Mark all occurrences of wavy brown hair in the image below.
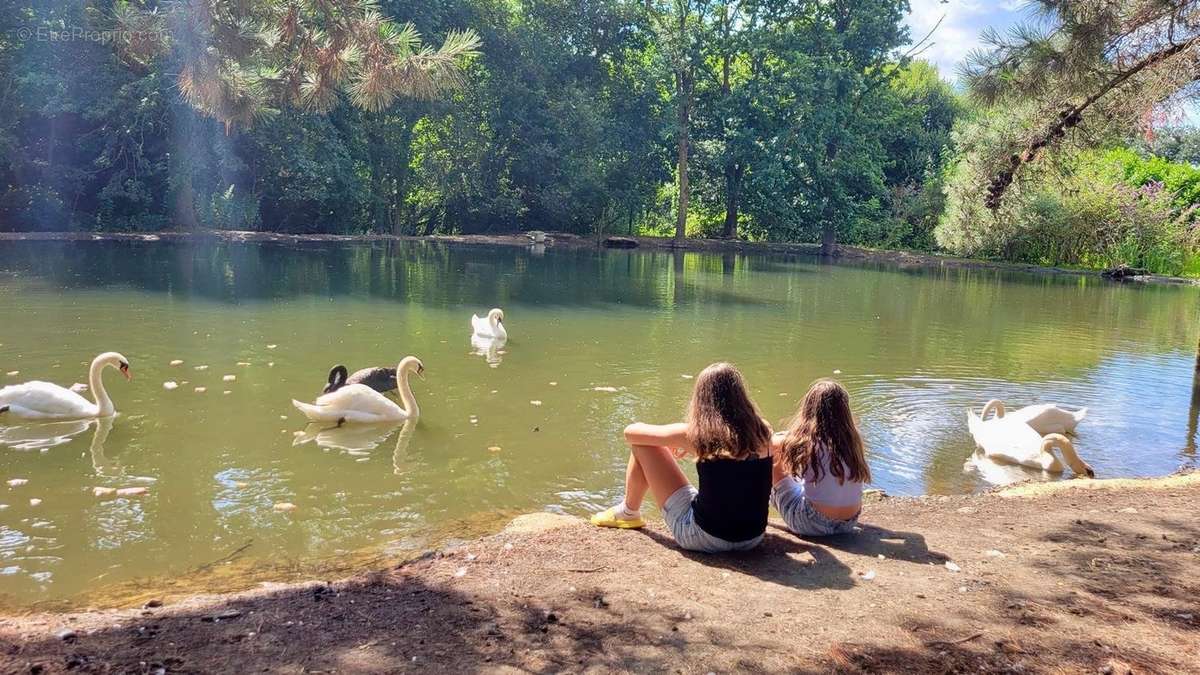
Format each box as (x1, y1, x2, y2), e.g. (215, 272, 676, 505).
(779, 379, 870, 483)
(685, 362, 771, 461)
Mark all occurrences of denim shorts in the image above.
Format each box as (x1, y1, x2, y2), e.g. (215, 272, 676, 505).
(771, 477, 860, 536)
(661, 485, 764, 553)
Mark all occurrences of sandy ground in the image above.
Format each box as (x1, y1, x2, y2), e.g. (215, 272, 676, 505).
(2, 229, 1194, 286)
(2, 474, 1198, 674)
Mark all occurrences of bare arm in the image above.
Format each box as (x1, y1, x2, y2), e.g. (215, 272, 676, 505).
(771, 431, 789, 485)
(624, 422, 690, 456)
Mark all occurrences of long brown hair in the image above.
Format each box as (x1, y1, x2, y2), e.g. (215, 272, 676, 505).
(779, 379, 871, 483)
(685, 362, 771, 461)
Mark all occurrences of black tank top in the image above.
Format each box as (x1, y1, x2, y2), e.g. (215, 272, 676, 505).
(691, 455, 772, 542)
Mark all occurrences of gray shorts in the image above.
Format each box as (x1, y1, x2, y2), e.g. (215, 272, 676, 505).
(771, 477, 859, 536)
(661, 485, 764, 553)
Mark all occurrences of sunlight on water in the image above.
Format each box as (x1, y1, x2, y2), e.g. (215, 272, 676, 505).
(0, 239, 1197, 605)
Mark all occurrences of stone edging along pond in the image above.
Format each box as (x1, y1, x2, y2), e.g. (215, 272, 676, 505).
(2, 229, 1198, 286)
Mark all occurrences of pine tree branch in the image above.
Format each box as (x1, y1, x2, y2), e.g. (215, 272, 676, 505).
(986, 34, 1200, 209)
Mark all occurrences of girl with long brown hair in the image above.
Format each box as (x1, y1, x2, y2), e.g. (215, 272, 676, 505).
(590, 362, 773, 552)
(772, 379, 871, 536)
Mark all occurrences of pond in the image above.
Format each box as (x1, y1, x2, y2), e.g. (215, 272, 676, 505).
(1, 238, 1198, 606)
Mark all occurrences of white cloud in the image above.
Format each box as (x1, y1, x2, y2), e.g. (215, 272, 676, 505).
(904, 0, 1024, 81)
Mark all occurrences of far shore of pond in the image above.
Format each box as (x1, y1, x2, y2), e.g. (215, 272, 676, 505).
(2, 472, 1197, 674)
(3, 229, 1197, 287)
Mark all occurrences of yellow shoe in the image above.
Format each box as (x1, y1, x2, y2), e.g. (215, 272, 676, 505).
(590, 506, 645, 529)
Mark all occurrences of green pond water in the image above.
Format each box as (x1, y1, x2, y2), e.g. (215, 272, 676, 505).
(1, 239, 1198, 606)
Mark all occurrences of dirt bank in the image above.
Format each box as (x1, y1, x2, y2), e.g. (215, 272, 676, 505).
(2, 230, 1195, 286)
(2, 474, 1197, 674)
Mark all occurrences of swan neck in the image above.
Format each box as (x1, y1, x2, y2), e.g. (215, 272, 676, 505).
(396, 367, 419, 419)
(1055, 439, 1088, 473)
(982, 399, 1004, 420)
(89, 357, 114, 417)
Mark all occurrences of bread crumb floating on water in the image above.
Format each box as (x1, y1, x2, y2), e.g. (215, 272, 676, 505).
(162, 381, 179, 390)
(530, 400, 542, 406)
(223, 375, 236, 382)
(29, 498, 42, 506)
(236, 362, 251, 366)
(7, 478, 29, 487)
(0, 504, 8, 510)
(93, 487, 116, 497)
(169, 359, 183, 366)
(194, 365, 208, 371)
(194, 387, 207, 393)
(266, 344, 277, 349)
(223, 390, 231, 395)
(5, 371, 18, 377)
(268, 362, 275, 367)
(593, 386, 619, 393)
(279, 415, 288, 420)
(833, 369, 842, 375)
(273, 502, 297, 512)
(548, 381, 558, 386)
(681, 374, 693, 379)
(487, 446, 502, 453)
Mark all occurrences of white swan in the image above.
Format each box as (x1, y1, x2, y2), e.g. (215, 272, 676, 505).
(471, 308, 507, 340)
(292, 356, 423, 424)
(980, 399, 1087, 436)
(0, 352, 131, 420)
(968, 409, 1094, 477)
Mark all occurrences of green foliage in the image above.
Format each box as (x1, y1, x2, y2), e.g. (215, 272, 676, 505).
(938, 116, 1200, 276)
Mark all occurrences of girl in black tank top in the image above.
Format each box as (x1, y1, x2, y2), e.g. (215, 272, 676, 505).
(590, 362, 773, 553)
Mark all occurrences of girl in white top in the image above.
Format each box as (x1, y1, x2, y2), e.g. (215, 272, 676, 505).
(770, 379, 871, 536)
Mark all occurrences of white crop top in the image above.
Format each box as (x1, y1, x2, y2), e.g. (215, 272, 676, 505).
(801, 451, 864, 507)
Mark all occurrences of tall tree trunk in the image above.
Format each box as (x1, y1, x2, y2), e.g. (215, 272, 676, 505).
(820, 220, 837, 256)
(174, 172, 199, 229)
(675, 67, 691, 242)
(721, 162, 742, 239)
(718, 5, 737, 240)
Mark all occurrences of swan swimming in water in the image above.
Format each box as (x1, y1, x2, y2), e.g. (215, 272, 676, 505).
(323, 365, 398, 394)
(967, 408, 1094, 477)
(293, 357, 424, 424)
(0, 352, 131, 420)
(471, 308, 507, 340)
(979, 399, 1087, 436)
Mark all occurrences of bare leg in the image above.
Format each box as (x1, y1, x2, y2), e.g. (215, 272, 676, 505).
(626, 445, 690, 511)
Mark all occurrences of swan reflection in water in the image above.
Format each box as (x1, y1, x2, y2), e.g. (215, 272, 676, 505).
(294, 419, 417, 474)
(0, 415, 149, 481)
(964, 450, 1059, 486)
(0, 417, 95, 451)
(470, 334, 506, 368)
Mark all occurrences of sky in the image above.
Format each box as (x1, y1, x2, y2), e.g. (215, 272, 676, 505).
(904, 0, 1032, 83)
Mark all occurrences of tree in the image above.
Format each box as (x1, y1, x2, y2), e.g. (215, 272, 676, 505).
(646, 0, 715, 241)
(114, 0, 481, 131)
(961, 0, 1200, 209)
